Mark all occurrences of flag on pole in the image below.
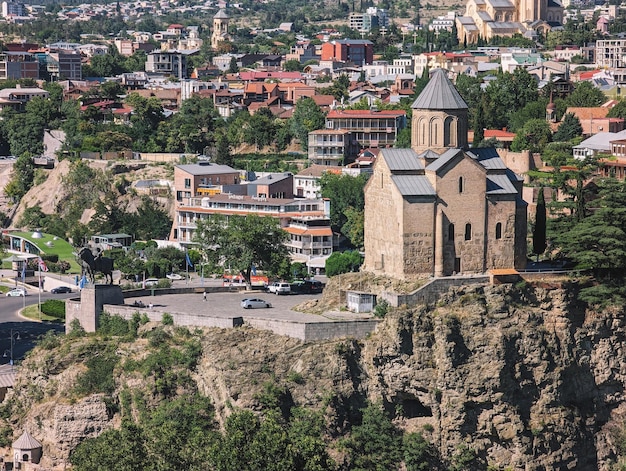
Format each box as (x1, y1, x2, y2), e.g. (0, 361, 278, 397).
(186, 251, 193, 268)
(79, 275, 87, 289)
(20, 264, 25, 281)
(38, 257, 48, 272)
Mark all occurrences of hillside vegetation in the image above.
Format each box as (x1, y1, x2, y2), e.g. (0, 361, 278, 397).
(2, 281, 626, 469)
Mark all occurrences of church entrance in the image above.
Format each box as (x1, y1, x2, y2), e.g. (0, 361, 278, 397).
(454, 257, 461, 274)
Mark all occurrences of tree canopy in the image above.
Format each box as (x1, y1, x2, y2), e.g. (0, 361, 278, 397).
(193, 214, 289, 285)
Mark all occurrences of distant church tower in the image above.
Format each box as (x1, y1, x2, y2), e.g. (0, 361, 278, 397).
(411, 68, 469, 155)
(211, 9, 230, 50)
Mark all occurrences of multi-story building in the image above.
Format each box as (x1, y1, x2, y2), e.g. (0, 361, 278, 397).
(170, 194, 333, 265)
(429, 12, 456, 32)
(324, 109, 407, 149)
(320, 39, 374, 65)
(45, 50, 82, 80)
(307, 129, 357, 166)
(596, 39, 626, 84)
(174, 163, 241, 201)
(349, 7, 388, 33)
(1, 1, 26, 18)
(293, 165, 339, 198)
(0, 85, 48, 112)
(0, 52, 38, 80)
(145, 50, 192, 79)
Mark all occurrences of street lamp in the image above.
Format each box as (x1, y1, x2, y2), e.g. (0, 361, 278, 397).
(3, 330, 20, 369)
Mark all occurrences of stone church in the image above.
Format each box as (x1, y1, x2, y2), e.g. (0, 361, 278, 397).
(456, 0, 563, 43)
(363, 68, 527, 279)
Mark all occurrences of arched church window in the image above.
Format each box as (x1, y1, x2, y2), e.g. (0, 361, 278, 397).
(495, 222, 502, 239)
(465, 223, 472, 240)
(448, 223, 455, 241)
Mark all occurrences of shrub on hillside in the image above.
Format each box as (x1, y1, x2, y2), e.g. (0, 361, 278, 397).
(325, 251, 363, 276)
(40, 300, 65, 320)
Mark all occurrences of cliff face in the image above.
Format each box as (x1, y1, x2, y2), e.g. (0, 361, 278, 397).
(363, 283, 626, 470)
(5, 282, 626, 470)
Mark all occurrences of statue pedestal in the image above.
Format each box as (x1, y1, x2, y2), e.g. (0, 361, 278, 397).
(66, 284, 124, 334)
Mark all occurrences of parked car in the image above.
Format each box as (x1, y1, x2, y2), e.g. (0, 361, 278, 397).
(268, 282, 291, 295)
(144, 278, 159, 287)
(6, 288, 26, 297)
(241, 298, 272, 309)
(291, 280, 324, 294)
(166, 273, 183, 280)
(51, 286, 72, 294)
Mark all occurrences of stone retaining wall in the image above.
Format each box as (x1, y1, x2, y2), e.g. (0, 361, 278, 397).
(381, 276, 490, 307)
(102, 304, 378, 341)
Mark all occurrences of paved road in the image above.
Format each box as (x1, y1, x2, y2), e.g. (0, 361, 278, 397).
(0, 271, 70, 366)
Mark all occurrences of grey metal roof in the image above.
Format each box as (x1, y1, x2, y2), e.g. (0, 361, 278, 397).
(382, 148, 423, 171)
(417, 149, 440, 160)
(457, 16, 476, 25)
(487, 174, 518, 194)
(411, 68, 468, 111)
(489, 0, 515, 7)
(176, 163, 238, 175)
(391, 175, 435, 196)
(426, 148, 464, 173)
(478, 11, 493, 20)
(13, 431, 42, 450)
(467, 148, 508, 170)
(254, 172, 293, 184)
(214, 9, 229, 18)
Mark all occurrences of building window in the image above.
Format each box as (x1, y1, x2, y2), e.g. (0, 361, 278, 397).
(495, 222, 502, 239)
(458, 176, 464, 193)
(184, 178, 191, 189)
(465, 223, 471, 240)
(448, 223, 454, 241)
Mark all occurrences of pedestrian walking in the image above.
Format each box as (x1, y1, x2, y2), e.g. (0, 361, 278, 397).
(203, 290, 207, 301)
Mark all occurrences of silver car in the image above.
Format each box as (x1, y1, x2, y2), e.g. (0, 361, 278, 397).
(241, 298, 272, 309)
(6, 288, 26, 297)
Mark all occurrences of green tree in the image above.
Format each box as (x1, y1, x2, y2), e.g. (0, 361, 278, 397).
(290, 97, 326, 151)
(510, 118, 552, 153)
(320, 172, 368, 241)
(566, 81, 606, 107)
(193, 214, 289, 287)
(484, 68, 539, 130)
(70, 422, 148, 470)
(532, 187, 547, 259)
(244, 107, 276, 149)
(343, 403, 402, 470)
(403, 433, 436, 471)
(283, 59, 303, 71)
(325, 250, 363, 276)
(608, 98, 626, 119)
(4, 153, 35, 201)
(553, 112, 583, 142)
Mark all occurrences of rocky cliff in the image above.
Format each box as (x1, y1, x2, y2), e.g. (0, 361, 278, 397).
(3, 280, 626, 470)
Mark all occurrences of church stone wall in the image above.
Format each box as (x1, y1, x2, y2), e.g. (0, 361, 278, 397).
(433, 157, 487, 275)
(364, 159, 406, 278)
(486, 197, 519, 270)
(401, 197, 435, 276)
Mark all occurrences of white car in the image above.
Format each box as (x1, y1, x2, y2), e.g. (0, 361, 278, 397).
(144, 278, 159, 287)
(6, 288, 26, 297)
(166, 273, 183, 280)
(241, 298, 272, 309)
(268, 282, 291, 295)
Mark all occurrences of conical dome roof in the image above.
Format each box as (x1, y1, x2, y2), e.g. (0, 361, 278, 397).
(411, 68, 468, 110)
(214, 9, 229, 19)
(13, 431, 42, 450)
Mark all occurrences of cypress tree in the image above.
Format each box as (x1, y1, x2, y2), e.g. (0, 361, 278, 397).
(533, 187, 547, 260)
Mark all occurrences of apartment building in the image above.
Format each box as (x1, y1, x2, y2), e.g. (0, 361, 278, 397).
(596, 39, 626, 84)
(145, 50, 193, 79)
(174, 163, 241, 201)
(0, 85, 48, 112)
(307, 129, 357, 166)
(170, 194, 333, 264)
(324, 109, 407, 149)
(320, 39, 374, 65)
(45, 50, 82, 80)
(0, 52, 38, 80)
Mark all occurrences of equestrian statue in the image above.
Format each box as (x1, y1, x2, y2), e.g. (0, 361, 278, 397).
(78, 247, 114, 285)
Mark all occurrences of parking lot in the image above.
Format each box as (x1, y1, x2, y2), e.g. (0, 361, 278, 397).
(123, 289, 335, 323)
